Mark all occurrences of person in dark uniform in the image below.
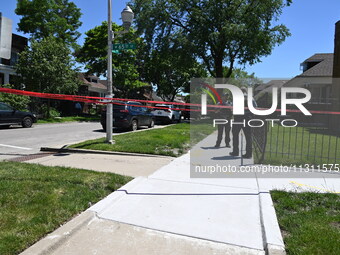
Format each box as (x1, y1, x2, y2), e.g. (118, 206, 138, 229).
(229, 87, 256, 158)
(215, 93, 232, 148)
(75, 102, 82, 116)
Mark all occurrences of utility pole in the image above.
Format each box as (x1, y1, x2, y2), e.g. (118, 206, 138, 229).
(106, 0, 113, 144)
(106, 3, 134, 144)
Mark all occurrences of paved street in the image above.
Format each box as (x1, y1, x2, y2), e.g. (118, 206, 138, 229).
(0, 122, 105, 161)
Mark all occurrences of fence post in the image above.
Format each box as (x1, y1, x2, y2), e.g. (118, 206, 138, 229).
(241, 131, 244, 166)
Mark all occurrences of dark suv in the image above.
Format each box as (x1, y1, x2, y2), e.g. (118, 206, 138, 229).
(101, 101, 155, 131)
(0, 102, 37, 128)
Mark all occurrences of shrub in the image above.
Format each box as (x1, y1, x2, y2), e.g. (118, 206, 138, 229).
(0, 84, 31, 111)
(41, 105, 61, 118)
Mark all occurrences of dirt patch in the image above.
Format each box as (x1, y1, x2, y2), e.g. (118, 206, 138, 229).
(281, 229, 291, 239)
(8, 152, 55, 162)
(330, 221, 340, 230)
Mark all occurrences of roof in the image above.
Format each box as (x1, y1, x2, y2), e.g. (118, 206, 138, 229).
(98, 79, 107, 86)
(299, 53, 333, 77)
(98, 80, 122, 93)
(79, 73, 107, 93)
(152, 92, 164, 102)
(89, 82, 107, 91)
(255, 80, 289, 92)
(303, 53, 333, 62)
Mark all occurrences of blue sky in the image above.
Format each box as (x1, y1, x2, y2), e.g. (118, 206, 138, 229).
(1, 0, 340, 78)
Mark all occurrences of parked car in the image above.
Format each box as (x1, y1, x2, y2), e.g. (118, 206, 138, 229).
(0, 102, 37, 128)
(182, 107, 190, 120)
(101, 101, 155, 131)
(151, 104, 181, 124)
(182, 105, 201, 120)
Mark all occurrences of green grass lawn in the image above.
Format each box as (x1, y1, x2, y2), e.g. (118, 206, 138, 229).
(271, 191, 340, 255)
(0, 162, 132, 255)
(70, 123, 215, 157)
(37, 116, 100, 124)
(261, 125, 340, 166)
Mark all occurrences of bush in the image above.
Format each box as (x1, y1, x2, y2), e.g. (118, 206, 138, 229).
(0, 84, 31, 111)
(49, 108, 61, 118)
(41, 105, 61, 118)
(89, 108, 97, 115)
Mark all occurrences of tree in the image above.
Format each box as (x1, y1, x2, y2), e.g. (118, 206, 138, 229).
(0, 84, 30, 111)
(75, 22, 147, 97)
(15, 36, 80, 94)
(223, 67, 263, 88)
(15, 0, 82, 48)
(145, 35, 206, 101)
(130, 0, 291, 78)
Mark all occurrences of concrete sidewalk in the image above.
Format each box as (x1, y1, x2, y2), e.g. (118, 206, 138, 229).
(22, 131, 340, 255)
(26, 152, 174, 177)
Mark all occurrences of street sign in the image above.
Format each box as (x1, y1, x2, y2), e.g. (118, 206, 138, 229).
(112, 43, 136, 50)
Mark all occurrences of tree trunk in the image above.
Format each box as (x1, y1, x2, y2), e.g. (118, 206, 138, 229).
(215, 56, 224, 96)
(215, 56, 223, 78)
(225, 60, 234, 78)
(47, 99, 51, 119)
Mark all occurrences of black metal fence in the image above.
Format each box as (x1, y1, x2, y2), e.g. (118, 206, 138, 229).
(264, 124, 340, 165)
(254, 112, 340, 165)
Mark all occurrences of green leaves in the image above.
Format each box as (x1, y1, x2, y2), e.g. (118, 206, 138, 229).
(145, 39, 206, 101)
(15, 0, 82, 49)
(0, 84, 31, 111)
(131, 0, 292, 78)
(15, 36, 80, 94)
(75, 22, 148, 96)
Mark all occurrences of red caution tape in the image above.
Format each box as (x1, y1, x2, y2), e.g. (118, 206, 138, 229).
(0, 88, 202, 112)
(1, 88, 340, 115)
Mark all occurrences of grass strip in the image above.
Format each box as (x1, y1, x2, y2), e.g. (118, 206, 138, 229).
(37, 116, 100, 124)
(0, 162, 132, 255)
(271, 191, 340, 255)
(70, 123, 215, 157)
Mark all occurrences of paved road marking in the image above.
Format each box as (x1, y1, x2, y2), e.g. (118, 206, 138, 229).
(290, 181, 340, 194)
(0, 144, 33, 151)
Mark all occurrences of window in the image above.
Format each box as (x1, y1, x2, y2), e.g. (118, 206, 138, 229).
(10, 52, 19, 66)
(113, 103, 126, 110)
(1, 58, 10, 66)
(131, 105, 141, 111)
(0, 103, 13, 111)
(0, 73, 4, 85)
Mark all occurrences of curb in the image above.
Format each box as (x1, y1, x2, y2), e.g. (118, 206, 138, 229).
(40, 147, 175, 159)
(88, 177, 146, 214)
(20, 211, 96, 255)
(258, 192, 286, 255)
(35, 120, 100, 126)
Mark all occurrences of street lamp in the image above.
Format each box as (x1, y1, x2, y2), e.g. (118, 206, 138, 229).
(106, 2, 134, 144)
(121, 6, 134, 30)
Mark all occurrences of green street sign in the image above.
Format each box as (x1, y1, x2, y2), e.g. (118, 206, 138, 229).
(112, 43, 136, 50)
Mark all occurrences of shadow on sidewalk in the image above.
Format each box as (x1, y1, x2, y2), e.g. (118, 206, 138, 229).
(200, 146, 221, 150)
(211, 155, 239, 161)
